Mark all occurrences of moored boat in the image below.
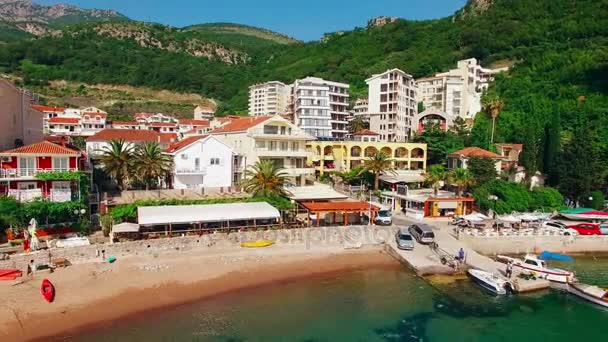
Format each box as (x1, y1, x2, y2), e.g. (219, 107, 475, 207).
(40, 279, 55, 303)
(467, 269, 512, 295)
(567, 282, 608, 308)
(497, 254, 575, 283)
(240, 240, 275, 248)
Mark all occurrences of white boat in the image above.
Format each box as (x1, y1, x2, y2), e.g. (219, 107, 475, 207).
(497, 254, 575, 283)
(567, 282, 608, 308)
(467, 269, 512, 295)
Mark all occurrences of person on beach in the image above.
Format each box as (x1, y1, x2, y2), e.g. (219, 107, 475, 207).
(506, 261, 513, 278)
(458, 248, 465, 262)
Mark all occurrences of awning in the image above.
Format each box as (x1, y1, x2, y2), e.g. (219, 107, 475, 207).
(287, 184, 348, 201)
(112, 222, 140, 233)
(137, 202, 280, 226)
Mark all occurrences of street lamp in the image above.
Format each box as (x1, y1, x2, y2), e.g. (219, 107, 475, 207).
(488, 195, 498, 218)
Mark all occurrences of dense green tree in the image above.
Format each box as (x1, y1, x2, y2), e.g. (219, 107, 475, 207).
(448, 168, 474, 197)
(468, 157, 498, 187)
(424, 164, 447, 196)
(413, 126, 464, 166)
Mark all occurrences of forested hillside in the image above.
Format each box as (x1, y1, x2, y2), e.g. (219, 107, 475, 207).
(0, 0, 606, 199)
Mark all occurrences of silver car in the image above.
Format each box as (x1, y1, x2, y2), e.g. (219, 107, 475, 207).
(395, 228, 414, 250)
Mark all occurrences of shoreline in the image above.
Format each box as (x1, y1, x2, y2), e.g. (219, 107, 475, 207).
(0, 246, 398, 341)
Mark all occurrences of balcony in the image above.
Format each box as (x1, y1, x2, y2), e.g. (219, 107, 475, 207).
(173, 168, 207, 175)
(50, 189, 72, 202)
(256, 148, 312, 158)
(0, 168, 80, 180)
(283, 168, 315, 177)
(249, 129, 310, 140)
(7, 189, 43, 202)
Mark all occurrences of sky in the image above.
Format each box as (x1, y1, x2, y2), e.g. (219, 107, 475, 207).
(36, 0, 468, 41)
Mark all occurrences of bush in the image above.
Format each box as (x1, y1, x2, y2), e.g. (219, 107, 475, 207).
(100, 214, 114, 237)
(473, 179, 562, 214)
(579, 191, 605, 210)
(531, 187, 564, 211)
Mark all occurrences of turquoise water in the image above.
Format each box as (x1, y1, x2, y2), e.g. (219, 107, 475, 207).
(71, 257, 608, 342)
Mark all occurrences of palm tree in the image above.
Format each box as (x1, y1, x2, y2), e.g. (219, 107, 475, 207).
(448, 168, 474, 197)
(359, 151, 395, 190)
(100, 139, 134, 190)
(347, 116, 368, 134)
(133, 142, 174, 190)
(425, 164, 446, 196)
(483, 97, 504, 145)
(241, 160, 291, 197)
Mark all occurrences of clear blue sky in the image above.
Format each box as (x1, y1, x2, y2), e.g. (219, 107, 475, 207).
(36, 0, 467, 41)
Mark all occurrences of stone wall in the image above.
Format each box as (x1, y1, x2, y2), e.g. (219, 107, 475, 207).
(0, 225, 391, 272)
(459, 235, 608, 255)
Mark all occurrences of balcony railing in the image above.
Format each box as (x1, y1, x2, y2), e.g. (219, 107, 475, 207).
(50, 189, 72, 202)
(0, 168, 79, 179)
(256, 148, 312, 157)
(174, 168, 207, 175)
(283, 168, 315, 176)
(7, 189, 43, 202)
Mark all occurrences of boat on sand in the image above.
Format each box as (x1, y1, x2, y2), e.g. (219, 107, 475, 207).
(41, 279, 55, 303)
(567, 283, 608, 308)
(241, 240, 275, 248)
(497, 254, 575, 283)
(467, 269, 512, 295)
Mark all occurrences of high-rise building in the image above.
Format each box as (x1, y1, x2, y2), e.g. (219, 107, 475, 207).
(293, 77, 349, 139)
(417, 58, 508, 119)
(248, 81, 291, 117)
(366, 69, 417, 142)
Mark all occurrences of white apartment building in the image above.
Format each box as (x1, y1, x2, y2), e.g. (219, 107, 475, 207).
(248, 81, 291, 117)
(352, 99, 369, 117)
(417, 58, 508, 119)
(210, 115, 314, 186)
(193, 105, 215, 120)
(293, 77, 349, 140)
(34, 105, 108, 136)
(166, 136, 234, 189)
(366, 69, 417, 142)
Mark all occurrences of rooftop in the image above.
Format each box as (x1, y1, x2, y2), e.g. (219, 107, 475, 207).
(0, 141, 80, 156)
(449, 147, 504, 159)
(353, 129, 380, 136)
(88, 129, 167, 143)
(48, 117, 80, 124)
(300, 201, 380, 212)
(210, 116, 272, 134)
(32, 104, 65, 113)
(165, 135, 207, 153)
(178, 119, 210, 126)
(496, 143, 524, 151)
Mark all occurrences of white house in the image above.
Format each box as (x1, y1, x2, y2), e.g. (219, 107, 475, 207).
(166, 135, 234, 189)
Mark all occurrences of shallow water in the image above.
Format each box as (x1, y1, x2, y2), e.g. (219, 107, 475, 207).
(71, 257, 608, 342)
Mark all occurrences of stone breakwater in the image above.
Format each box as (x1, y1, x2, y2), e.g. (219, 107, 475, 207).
(459, 234, 608, 255)
(0, 226, 395, 272)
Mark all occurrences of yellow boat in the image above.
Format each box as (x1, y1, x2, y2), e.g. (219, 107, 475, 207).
(240, 239, 275, 248)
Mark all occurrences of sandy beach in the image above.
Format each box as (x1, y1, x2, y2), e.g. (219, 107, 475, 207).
(0, 244, 396, 341)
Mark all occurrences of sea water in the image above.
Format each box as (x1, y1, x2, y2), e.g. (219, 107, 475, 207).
(72, 257, 608, 342)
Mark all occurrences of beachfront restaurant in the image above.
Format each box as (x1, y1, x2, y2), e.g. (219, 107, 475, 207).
(136, 202, 281, 237)
(299, 201, 380, 226)
(402, 189, 474, 220)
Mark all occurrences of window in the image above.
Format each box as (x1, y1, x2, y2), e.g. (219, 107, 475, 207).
(18, 182, 37, 190)
(210, 158, 220, 165)
(53, 157, 69, 171)
(52, 181, 70, 190)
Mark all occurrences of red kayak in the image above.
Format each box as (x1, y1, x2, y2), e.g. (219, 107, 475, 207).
(0, 269, 22, 280)
(41, 279, 55, 303)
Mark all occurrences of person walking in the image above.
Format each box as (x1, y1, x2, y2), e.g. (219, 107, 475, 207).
(506, 261, 513, 278)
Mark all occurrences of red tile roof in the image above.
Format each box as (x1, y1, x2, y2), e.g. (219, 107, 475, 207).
(159, 133, 178, 144)
(110, 121, 139, 126)
(82, 112, 107, 118)
(210, 116, 272, 134)
(147, 122, 177, 127)
(0, 141, 79, 156)
(166, 135, 208, 153)
(300, 201, 380, 212)
(449, 147, 504, 159)
(178, 119, 210, 126)
(48, 117, 80, 124)
(134, 113, 152, 119)
(88, 129, 166, 143)
(353, 129, 380, 136)
(32, 104, 65, 113)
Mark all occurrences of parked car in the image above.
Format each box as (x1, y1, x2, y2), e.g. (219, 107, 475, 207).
(409, 224, 435, 244)
(542, 221, 579, 236)
(374, 210, 393, 226)
(395, 228, 414, 250)
(599, 223, 608, 235)
(568, 223, 602, 236)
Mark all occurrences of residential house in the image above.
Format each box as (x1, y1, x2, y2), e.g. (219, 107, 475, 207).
(134, 112, 177, 124)
(447, 147, 504, 173)
(194, 105, 215, 120)
(0, 79, 45, 150)
(210, 115, 314, 186)
(86, 129, 178, 158)
(351, 129, 380, 142)
(177, 119, 210, 136)
(165, 136, 234, 189)
(0, 141, 86, 202)
(496, 143, 523, 169)
(366, 68, 417, 142)
(307, 139, 426, 176)
(36, 105, 108, 137)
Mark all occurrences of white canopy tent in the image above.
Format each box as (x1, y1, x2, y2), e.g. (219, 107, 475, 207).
(137, 202, 281, 226)
(112, 222, 140, 233)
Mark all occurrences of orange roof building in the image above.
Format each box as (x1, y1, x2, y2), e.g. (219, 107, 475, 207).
(447, 147, 504, 172)
(0, 140, 80, 156)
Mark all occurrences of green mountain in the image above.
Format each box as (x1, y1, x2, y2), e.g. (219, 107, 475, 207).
(0, 0, 606, 197)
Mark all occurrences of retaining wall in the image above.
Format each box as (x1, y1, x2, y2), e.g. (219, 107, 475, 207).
(459, 235, 608, 255)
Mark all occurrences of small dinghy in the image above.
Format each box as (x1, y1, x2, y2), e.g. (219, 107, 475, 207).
(41, 279, 55, 303)
(0, 269, 22, 281)
(468, 269, 512, 295)
(567, 282, 608, 308)
(241, 240, 275, 248)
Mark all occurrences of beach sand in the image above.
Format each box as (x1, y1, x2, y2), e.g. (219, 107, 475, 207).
(0, 244, 396, 341)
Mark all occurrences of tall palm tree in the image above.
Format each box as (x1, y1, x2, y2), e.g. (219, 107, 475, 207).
(425, 164, 446, 196)
(359, 151, 395, 190)
(448, 168, 474, 197)
(484, 97, 504, 145)
(99, 139, 134, 190)
(241, 160, 291, 197)
(133, 142, 174, 190)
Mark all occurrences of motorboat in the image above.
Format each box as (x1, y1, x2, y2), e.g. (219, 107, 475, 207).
(468, 269, 512, 295)
(567, 282, 608, 308)
(497, 254, 576, 283)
